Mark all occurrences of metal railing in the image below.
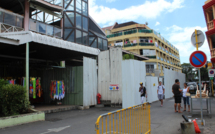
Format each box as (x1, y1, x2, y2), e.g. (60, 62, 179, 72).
(0, 23, 24, 33)
(29, 19, 62, 38)
(95, 103, 151, 134)
(0, 8, 24, 30)
(123, 43, 154, 47)
(106, 29, 152, 38)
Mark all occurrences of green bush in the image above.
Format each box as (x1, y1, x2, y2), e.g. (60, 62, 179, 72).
(0, 84, 30, 116)
(0, 79, 8, 89)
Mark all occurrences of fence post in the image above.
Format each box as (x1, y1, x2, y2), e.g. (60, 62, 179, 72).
(148, 104, 151, 134)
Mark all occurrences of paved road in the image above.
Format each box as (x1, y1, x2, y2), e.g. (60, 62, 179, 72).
(1, 97, 215, 134)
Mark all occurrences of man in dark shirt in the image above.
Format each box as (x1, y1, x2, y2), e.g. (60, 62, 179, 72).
(172, 79, 182, 113)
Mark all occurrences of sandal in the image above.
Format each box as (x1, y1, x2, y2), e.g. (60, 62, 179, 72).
(184, 110, 186, 111)
(175, 111, 178, 113)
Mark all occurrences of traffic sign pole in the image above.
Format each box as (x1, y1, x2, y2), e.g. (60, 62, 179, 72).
(195, 29, 199, 50)
(195, 29, 203, 126)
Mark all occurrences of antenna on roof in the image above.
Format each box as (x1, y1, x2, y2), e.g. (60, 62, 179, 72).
(145, 22, 148, 25)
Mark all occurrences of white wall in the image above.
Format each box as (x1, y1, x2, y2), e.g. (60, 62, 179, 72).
(146, 76, 159, 103)
(83, 57, 97, 107)
(122, 60, 146, 108)
(164, 69, 186, 99)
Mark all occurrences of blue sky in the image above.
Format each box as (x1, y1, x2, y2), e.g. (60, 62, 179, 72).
(89, 0, 210, 64)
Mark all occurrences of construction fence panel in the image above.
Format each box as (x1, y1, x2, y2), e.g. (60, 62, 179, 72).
(164, 69, 186, 99)
(83, 57, 97, 107)
(122, 60, 146, 108)
(95, 103, 151, 134)
(98, 48, 123, 104)
(146, 76, 159, 103)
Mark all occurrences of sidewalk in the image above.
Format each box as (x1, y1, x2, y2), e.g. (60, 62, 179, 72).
(151, 97, 215, 134)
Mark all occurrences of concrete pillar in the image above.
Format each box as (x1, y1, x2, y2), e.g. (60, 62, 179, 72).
(24, 0, 30, 31)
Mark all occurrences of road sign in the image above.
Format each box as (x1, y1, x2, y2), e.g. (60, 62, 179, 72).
(210, 77, 214, 80)
(208, 69, 215, 77)
(189, 51, 207, 68)
(191, 30, 205, 48)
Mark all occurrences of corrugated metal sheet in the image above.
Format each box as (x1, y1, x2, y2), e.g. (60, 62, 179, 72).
(164, 69, 186, 99)
(110, 48, 123, 104)
(98, 50, 110, 101)
(98, 48, 123, 104)
(122, 60, 146, 108)
(83, 57, 97, 107)
(146, 76, 158, 103)
(40, 66, 84, 105)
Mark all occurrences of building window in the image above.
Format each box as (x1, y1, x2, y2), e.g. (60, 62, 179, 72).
(64, 13, 74, 27)
(98, 38, 103, 49)
(64, 29, 75, 42)
(83, 32, 88, 45)
(146, 65, 154, 73)
(64, 0, 74, 10)
(76, 0, 82, 13)
(90, 37, 97, 48)
(82, 1, 88, 16)
(76, 13, 82, 29)
(76, 30, 82, 44)
(103, 39, 108, 50)
(83, 16, 88, 31)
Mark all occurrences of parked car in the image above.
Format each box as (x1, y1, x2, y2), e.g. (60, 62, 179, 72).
(187, 82, 197, 94)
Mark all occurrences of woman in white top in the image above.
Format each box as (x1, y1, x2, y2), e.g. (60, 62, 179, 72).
(182, 83, 190, 112)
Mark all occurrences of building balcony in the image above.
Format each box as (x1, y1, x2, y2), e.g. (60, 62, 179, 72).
(207, 20, 215, 30)
(123, 42, 154, 47)
(106, 29, 153, 38)
(29, 19, 62, 38)
(0, 8, 24, 33)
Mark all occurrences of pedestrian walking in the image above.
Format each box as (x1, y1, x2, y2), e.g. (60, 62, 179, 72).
(172, 79, 182, 113)
(139, 82, 147, 104)
(157, 81, 165, 106)
(182, 83, 190, 112)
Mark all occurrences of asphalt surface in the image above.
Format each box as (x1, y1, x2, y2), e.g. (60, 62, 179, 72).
(1, 97, 215, 134)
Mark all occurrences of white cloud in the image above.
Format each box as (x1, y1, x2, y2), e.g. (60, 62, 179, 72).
(89, 0, 184, 25)
(106, 0, 116, 3)
(155, 22, 160, 26)
(166, 25, 183, 31)
(166, 25, 210, 63)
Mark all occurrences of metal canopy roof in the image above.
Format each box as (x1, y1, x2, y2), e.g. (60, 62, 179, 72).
(0, 31, 100, 61)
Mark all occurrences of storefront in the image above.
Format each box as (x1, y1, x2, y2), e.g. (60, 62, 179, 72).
(0, 31, 99, 108)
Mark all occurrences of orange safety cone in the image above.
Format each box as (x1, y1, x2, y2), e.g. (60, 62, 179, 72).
(193, 119, 201, 133)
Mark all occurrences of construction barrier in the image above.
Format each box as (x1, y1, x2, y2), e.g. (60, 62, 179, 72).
(95, 103, 151, 134)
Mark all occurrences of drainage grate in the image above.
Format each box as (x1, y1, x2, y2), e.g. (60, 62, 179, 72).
(46, 118, 62, 122)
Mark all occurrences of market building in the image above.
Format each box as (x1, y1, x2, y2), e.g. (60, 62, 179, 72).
(0, 0, 108, 108)
(102, 21, 182, 76)
(203, 0, 215, 67)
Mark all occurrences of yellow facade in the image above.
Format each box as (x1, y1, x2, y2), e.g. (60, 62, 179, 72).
(104, 23, 182, 76)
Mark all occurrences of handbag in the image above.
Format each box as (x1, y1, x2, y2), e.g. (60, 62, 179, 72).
(163, 94, 165, 99)
(186, 93, 191, 97)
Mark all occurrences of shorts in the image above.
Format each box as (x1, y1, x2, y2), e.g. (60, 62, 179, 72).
(158, 94, 163, 100)
(174, 96, 181, 104)
(183, 97, 190, 105)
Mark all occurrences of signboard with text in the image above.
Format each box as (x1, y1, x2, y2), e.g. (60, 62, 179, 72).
(109, 84, 119, 91)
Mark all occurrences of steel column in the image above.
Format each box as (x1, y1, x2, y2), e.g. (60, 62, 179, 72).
(26, 42, 29, 100)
